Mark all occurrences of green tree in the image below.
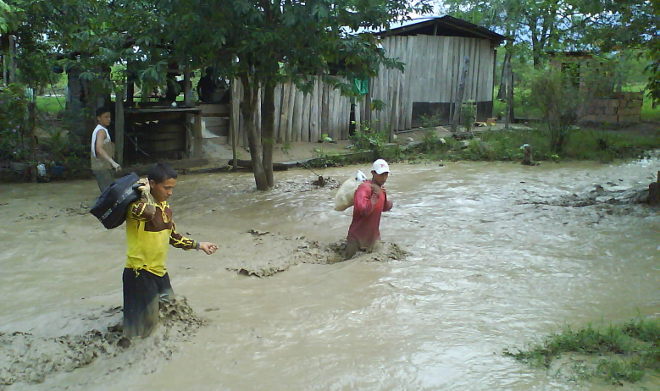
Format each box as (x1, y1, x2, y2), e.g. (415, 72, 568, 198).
(0, 0, 14, 34)
(439, 0, 657, 101)
(7, 0, 435, 190)
(221, 0, 431, 190)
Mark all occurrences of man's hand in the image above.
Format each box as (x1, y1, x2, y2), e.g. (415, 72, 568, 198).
(198, 242, 218, 255)
(111, 161, 122, 172)
(136, 178, 150, 194)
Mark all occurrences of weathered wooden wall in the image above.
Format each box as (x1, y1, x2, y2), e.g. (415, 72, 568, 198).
(369, 35, 496, 132)
(230, 77, 352, 146)
(230, 35, 497, 145)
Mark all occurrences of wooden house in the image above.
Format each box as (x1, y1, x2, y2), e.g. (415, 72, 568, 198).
(114, 16, 505, 165)
(228, 16, 505, 146)
(370, 16, 505, 131)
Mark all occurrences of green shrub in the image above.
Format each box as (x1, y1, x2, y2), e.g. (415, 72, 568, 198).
(419, 113, 442, 128)
(0, 84, 31, 161)
(402, 127, 658, 163)
(36, 95, 64, 114)
(461, 101, 476, 131)
(350, 122, 388, 158)
(529, 69, 579, 153)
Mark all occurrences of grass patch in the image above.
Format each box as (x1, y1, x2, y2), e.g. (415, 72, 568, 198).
(36, 95, 65, 114)
(504, 317, 660, 385)
(563, 128, 660, 161)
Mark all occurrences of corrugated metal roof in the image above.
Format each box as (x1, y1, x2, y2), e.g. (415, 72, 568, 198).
(378, 15, 506, 44)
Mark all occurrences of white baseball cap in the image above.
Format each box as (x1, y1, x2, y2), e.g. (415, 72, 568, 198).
(371, 159, 390, 174)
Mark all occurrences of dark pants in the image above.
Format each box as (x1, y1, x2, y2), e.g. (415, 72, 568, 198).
(122, 268, 174, 338)
(93, 169, 114, 192)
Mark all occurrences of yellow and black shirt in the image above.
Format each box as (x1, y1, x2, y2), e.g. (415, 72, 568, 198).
(125, 193, 197, 277)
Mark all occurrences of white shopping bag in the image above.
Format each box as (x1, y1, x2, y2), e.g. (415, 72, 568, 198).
(334, 170, 368, 211)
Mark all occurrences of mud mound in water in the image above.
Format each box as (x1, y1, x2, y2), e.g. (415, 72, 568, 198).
(226, 230, 407, 277)
(521, 184, 650, 207)
(272, 176, 340, 193)
(0, 297, 204, 387)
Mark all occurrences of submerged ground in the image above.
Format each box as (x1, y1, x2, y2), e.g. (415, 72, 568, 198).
(0, 157, 658, 390)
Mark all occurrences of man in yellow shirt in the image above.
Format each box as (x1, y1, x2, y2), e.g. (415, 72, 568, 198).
(123, 162, 218, 337)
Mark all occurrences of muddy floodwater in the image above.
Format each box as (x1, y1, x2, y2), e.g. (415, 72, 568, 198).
(1, 158, 658, 391)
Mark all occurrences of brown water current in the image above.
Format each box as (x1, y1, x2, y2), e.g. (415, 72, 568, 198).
(0, 158, 658, 390)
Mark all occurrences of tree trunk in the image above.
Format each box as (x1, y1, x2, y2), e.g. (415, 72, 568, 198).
(531, 31, 543, 69)
(261, 80, 276, 188)
(65, 67, 89, 137)
(27, 97, 37, 181)
(7, 35, 16, 84)
(497, 46, 512, 101)
(240, 74, 269, 190)
(230, 78, 240, 170)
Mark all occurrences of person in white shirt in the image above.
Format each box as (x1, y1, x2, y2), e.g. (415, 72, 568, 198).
(90, 107, 121, 191)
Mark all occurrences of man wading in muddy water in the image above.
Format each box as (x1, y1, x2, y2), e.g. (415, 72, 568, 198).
(124, 163, 218, 337)
(345, 159, 393, 259)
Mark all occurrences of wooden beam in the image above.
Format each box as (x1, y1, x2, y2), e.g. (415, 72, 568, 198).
(114, 85, 125, 165)
(451, 56, 470, 132)
(192, 111, 202, 157)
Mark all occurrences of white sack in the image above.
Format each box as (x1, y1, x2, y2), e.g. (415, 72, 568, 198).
(334, 170, 368, 211)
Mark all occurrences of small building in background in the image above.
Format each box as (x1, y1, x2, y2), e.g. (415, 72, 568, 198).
(370, 16, 505, 132)
(549, 51, 643, 125)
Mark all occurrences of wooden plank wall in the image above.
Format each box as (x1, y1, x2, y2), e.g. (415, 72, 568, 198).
(369, 35, 495, 132)
(229, 35, 496, 145)
(230, 77, 352, 147)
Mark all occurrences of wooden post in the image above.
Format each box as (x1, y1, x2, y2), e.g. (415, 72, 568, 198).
(508, 70, 514, 123)
(648, 171, 660, 205)
(451, 56, 470, 132)
(114, 85, 125, 165)
(230, 78, 240, 169)
(192, 110, 202, 158)
(321, 82, 330, 138)
(27, 92, 37, 182)
(183, 66, 193, 107)
(364, 88, 372, 125)
(505, 65, 514, 129)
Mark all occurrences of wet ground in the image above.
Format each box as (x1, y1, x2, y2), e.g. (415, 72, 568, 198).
(0, 156, 658, 390)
